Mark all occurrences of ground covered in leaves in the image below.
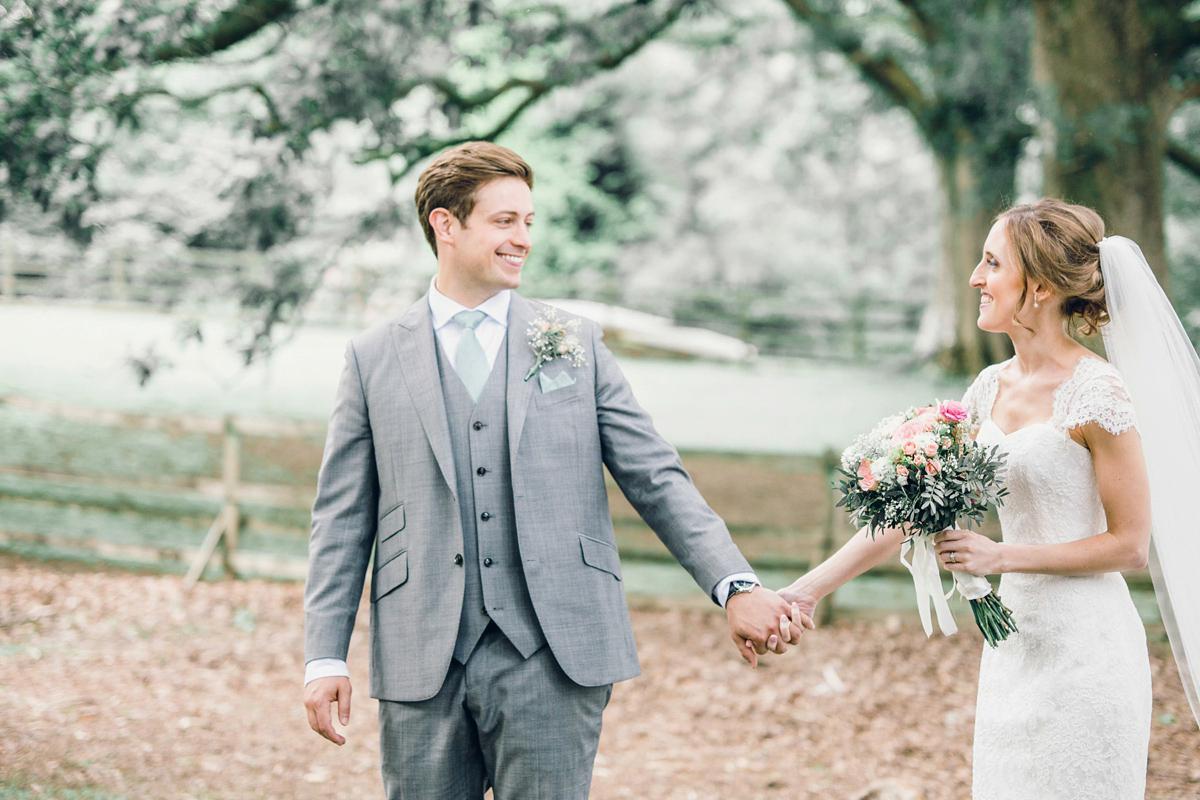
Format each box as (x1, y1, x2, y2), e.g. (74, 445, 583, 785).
(1, 554, 1197, 800)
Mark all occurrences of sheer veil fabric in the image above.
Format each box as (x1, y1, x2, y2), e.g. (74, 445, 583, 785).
(1099, 235, 1200, 724)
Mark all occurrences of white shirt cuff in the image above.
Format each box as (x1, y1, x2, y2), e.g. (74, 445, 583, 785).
(305, 658, 350, 686)
(714, 572, 759, 607)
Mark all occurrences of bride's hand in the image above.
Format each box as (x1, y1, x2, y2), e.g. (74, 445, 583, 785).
(776, 583, 819, 638)
(934, 528, 1002, 576)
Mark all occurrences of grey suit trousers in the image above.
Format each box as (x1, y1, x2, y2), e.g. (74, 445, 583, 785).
(378, 625, 611, 800)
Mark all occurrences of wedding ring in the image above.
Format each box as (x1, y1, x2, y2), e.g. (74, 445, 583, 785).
(949, 552, 957, 563)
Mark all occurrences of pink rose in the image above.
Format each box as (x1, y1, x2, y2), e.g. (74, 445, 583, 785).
(896, 465, 909, 478)
(891, 410, 938, 442)
(914, 453, 926, 467)
(902, 440, 918, 456)
(538, 321, 552, 331)
(939, 401, 968, 423)
(925, 459, 941, 475)
(557, 342, 569, 354)
(924, 442, 938, 458)
(857, 459, 878, 491)
(942, 438, 953, 448)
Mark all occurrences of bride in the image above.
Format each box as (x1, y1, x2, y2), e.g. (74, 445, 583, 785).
(777, 198, 1199, 798)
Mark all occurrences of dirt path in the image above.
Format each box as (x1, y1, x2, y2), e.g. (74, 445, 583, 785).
(1, 555, 1196, 799)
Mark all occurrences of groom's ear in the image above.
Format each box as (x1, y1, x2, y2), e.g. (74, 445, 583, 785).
(429, 208, 457, 249)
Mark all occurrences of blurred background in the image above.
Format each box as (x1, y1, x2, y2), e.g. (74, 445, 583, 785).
(2, 1, 1200, 798)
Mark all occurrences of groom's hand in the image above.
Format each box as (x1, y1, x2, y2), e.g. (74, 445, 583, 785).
(726, 587, 803, 668)
(304, 676, 352, 745)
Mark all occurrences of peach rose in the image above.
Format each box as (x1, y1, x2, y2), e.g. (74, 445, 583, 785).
(914, 453, 926, 467)
(902, 440, 918, 456)
(925, 459, 941, 475)
(924, 442, 938, 458)
(896, 465, 910, 478)
(857, 458, 878, 491)
(891, 410, 938, 442)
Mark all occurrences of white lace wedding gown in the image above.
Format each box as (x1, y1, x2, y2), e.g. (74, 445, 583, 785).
(963, 356, 1152, 800)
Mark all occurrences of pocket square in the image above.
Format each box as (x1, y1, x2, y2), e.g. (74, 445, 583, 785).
(538, 369, 577, 393)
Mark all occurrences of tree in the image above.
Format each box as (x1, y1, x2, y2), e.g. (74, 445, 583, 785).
(0, 0, 699, 366)
(1032, 0, 1200, 290)
(779, 0, 1031, 374)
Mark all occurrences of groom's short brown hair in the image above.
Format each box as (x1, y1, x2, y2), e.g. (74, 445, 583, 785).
(414, 142, 534, 255)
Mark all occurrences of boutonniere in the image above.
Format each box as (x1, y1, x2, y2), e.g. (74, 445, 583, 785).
(524, 307, 587, 381)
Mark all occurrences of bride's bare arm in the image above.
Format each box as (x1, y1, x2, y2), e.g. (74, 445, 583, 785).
(936, 423, 1152, 576)
(778, 525, 907, 615)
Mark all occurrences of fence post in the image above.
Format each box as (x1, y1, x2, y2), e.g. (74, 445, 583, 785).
(184, 415, 242, 585)
(220, 416, 241, 576)
(816, 449, 842, 625)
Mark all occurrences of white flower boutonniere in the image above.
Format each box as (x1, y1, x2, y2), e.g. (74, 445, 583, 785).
(525, 307, 587, 381)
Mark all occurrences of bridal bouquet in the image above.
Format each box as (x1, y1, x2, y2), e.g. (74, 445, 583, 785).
(837, 401, 1017, 647)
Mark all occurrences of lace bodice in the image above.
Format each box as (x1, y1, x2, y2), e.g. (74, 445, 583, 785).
(963, 355, 1138, 439)
(961, 356, 1151, 799)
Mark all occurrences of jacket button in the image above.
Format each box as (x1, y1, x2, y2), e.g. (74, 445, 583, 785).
(454, 554, 463, 566)
(480, 511, 491, 521)
(472, 421, 484, 430)
(477, 467, 487, 476)
(483, 558, 494, 567)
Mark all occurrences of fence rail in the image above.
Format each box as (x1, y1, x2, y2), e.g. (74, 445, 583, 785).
(0, 394, 1154, 601)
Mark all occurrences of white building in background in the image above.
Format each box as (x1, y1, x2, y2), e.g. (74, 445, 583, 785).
(541, 298, 757, 363)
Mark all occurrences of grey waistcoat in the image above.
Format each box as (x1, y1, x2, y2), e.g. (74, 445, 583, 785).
(436, 337, 546, 663)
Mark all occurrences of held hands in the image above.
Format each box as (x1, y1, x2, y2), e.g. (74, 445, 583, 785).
(725, 586, 814, 668)
(934, 528, 1002, 576)
(304, 676, 352, 745)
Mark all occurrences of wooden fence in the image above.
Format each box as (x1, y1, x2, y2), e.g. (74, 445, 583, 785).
(0, 394, 866, 581)
(0, 394, 1148, 601)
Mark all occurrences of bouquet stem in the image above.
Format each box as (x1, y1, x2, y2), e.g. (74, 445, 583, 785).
(952, 572, 1018, 648)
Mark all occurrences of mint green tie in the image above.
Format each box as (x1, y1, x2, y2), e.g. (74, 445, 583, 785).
(453, 310, 489, 402)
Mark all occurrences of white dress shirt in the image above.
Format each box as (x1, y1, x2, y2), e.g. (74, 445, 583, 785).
(426, 278, 510, 372)
(304, 281, 756, 686)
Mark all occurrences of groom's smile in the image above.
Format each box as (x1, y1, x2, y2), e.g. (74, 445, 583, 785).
(438, 175, 534, 307)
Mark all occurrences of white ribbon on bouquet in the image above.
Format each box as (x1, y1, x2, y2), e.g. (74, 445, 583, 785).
(899, 531, 993, 638)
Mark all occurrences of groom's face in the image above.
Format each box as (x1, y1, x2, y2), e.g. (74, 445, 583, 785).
(446, 176, 534, 300)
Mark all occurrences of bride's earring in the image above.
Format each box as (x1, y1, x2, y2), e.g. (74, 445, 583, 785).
(1034, 297, 1040, 308)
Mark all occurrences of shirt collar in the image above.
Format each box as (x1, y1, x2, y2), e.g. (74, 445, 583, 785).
(427, 277, 511, 331)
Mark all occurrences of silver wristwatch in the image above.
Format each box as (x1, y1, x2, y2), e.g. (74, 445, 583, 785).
(726, 579, 759, 603)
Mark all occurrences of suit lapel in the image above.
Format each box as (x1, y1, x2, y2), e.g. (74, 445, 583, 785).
(392, 297, 457, 493)
(507, 294, 537, 457)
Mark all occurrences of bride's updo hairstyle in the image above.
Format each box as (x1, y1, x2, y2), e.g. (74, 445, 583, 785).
(996, 198, 1109, 335)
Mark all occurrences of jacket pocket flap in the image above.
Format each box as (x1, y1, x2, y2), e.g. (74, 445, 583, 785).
(377, 502, 405, 544)
(371, 550, 408, 602)
(578, 534, 621, 580)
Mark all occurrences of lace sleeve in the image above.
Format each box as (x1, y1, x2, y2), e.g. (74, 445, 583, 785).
(1057, 359, 1138, 436)
(961, 362, 1002, 430)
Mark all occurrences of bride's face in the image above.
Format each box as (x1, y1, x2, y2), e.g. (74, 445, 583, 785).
(970, 221, 1031, 334)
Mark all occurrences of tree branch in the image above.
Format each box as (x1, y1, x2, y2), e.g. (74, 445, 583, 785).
(1168, 138, 1200, 181)
(147, 0, 306, 64)
(359, 0, 696, 174)
(779, 0, 932, 120)
(894, 0, 935, 45)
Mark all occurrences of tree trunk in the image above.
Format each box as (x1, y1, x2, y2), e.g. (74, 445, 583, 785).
(1033, 0, 1176, 288)
(919, 129, 1017, 375)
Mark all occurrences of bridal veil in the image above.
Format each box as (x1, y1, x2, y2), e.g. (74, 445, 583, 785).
(1099, 235, 1200, 725)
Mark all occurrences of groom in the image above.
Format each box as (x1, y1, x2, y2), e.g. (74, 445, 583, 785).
(303, 141, 802, 799)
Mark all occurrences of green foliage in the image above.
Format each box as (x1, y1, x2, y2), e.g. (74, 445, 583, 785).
(835, 409, 1009, 537)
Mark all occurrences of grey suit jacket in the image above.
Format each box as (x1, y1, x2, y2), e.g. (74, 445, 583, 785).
(304, 292, 751, 701)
